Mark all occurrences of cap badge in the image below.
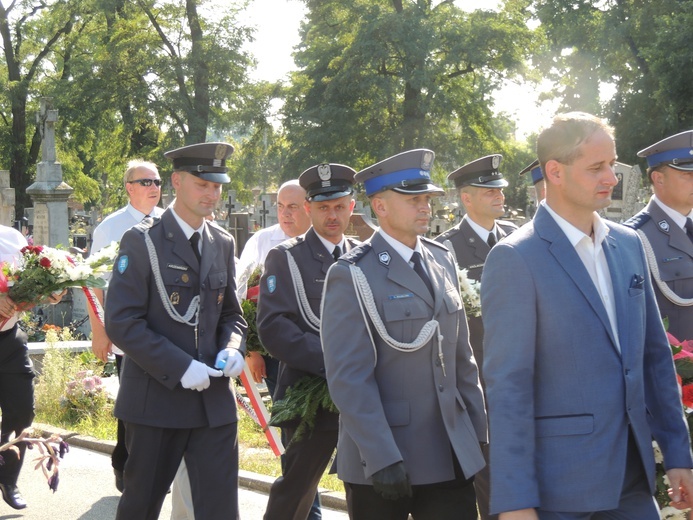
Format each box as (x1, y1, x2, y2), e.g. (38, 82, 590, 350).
(492, 156, 500, 169)
(422, 152, 434, 170)
(214, 144, 227, 160)
(658, 219, 670, 233)
(378, 251, 391, 266)
(318, 164, 332, 181)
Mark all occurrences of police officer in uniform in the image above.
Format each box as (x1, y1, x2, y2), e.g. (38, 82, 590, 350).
(258, 163, 360, 520)
(322, 149, 487, 520)
(519, 159, 546, 212)
(624, 130, 693, 341)
(105, 142, 247, 520)
(435, 154, 517, 373)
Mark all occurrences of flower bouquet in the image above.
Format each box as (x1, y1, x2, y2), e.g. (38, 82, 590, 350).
(240, 267, 268, 356)
(458, 268, 481, 317)
(654, 326, 693, 518)
(0, 244, 108, 328)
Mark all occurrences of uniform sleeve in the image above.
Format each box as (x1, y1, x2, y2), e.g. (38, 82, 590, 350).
(256, 246, 325, 376)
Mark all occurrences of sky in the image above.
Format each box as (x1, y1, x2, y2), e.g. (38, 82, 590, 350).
(238, 0, 557, 138)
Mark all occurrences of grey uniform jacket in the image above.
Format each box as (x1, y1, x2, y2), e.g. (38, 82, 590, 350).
(257, 227, 360, 430)
(625, 198, 693, 341)
(435, 217, 517, 375)
(105, 209, 247, 429)
(321, 231, 487, 486)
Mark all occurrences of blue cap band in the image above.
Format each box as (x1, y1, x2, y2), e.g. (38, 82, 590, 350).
(363, 168, 432, 196)
(530, 166, 543, 184)
(646, 147, 693, 168)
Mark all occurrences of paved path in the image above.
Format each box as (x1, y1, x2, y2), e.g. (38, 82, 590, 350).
(4, 445, 348, 519)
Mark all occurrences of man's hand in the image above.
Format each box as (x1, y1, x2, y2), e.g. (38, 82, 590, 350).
(499, 509, 539, 520)
(667, 468, 693, 509)
(215, 348, 245, 378)
(180, 360, 223, 391)
(90, 326, 113, 363)
(45, 289, 67, 304)
(371, 461, 412, 500)
(246, 351, 267, 383)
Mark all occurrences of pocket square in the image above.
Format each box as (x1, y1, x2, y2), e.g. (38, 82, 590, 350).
(630, 274, 645, 289)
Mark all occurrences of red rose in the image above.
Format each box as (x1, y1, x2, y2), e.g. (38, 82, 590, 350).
(683, 384, 693, 409)
(247, 285, 260, 303)
(39, 257, 51, 268)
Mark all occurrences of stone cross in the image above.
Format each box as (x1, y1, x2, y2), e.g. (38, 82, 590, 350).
(259, 195, 272, 228)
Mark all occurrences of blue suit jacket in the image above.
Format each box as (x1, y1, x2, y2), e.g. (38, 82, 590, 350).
(481, 205, 692, 514)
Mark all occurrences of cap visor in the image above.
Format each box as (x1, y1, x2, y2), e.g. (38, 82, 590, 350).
(308, 189, 354, 202)
(392, 183, 445, 195)
(197, 172, 231, 184)
(468, 179, 509, 188)
(669, 163, 693, 172)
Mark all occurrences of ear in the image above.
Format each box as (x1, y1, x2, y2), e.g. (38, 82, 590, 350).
(370, 195, 387, 218)
(543, 160, 562, 185)
(303, 200, 312, 215)
(349, 198, 356, 212)
(171, 171, 182, 190)
(650, 168, 665, 187)
(459, 190, 471, 206)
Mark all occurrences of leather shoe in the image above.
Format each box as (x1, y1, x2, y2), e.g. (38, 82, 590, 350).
(0, 483, 27, 510)
(114, 469, 124, 493)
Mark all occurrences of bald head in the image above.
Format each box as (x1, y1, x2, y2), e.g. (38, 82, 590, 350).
(277, 180, 311, 237)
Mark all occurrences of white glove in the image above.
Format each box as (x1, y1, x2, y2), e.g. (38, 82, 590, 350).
(214, 348, 245, 378)
(180, 360, 223, 391)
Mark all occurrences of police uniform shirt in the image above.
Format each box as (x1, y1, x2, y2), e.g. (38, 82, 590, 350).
(315, 234, 346, 259)
(0, 226, 27, 332)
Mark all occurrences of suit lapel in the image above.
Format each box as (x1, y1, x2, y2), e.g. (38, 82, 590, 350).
(536, 208, 618, 349)
(305, 228, 334, 275)
(163, 212, 199, 273)
(461, 219, 490, 264)
(200, 224, 214, 282)
(649, 201, 693, 258)
(421, 245, 444, 313)
(602, 231, 629, 355)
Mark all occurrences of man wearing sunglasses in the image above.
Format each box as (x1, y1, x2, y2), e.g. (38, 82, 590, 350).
(87, 159, 164, 492)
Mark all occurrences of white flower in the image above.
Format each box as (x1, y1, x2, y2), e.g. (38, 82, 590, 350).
(458, 268, 481, 317)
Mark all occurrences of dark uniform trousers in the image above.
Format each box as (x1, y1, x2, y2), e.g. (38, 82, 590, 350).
(117, 421, 239, 520)
(0, 325, 35, 487)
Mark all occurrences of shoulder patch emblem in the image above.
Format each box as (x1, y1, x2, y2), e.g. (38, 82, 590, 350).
(117, 255, 128, 274)
(267, 275, 277, 294)
(378, 251, 391, 265)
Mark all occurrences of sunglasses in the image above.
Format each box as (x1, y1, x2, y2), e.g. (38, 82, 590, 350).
(128, 178, 162, 187)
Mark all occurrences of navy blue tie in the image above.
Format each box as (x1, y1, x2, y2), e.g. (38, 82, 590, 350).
(411, 252, 434, 296)
(189, 232, 201, 263)
(686, 218, 693, 244)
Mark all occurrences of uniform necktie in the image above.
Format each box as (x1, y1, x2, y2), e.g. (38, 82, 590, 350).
(332, 245, 342, 261)
(686, 218, 693, 244)
(189, 232, 201, 263)
(487, 232, 497, 248)
(411, 252, 434, 296)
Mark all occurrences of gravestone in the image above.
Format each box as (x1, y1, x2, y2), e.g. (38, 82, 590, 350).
(229, 213, 250, 255)
(0, 170, 15, 227)
(26, 98, 74, 325)
(604, 161, 642, 222)
(347, 214, 376, 242)
(259, 195, 272, 228)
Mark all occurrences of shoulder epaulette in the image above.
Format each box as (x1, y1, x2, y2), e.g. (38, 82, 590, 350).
(623, 212, 651, 230)
(340, 243, 372, 264)
(497, 219, 519, 230)
(421, 235, 448, 251)
(134, 216, 160, 233)
(276, 235, 303, 251)
(207, 220, 232, 237)
(435, 224, 462, 241)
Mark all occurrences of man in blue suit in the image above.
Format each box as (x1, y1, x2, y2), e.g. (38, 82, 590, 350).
(481, 112, 693, 519)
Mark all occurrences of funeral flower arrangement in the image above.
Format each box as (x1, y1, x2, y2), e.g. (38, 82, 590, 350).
(240, 266, 267, 356)
(0, 244, 109, 327)
(458, 268, 481, 317)
(655, 325, 693, 518)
